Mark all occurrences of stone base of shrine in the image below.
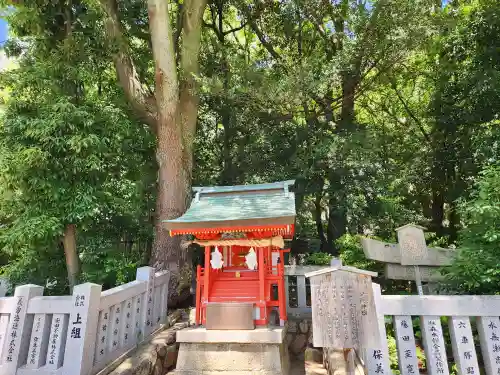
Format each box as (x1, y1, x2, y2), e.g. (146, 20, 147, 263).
(174, 326, 290, 375)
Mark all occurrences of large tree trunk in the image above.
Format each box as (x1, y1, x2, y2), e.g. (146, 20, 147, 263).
(101, 0, 206, 306)
(153, 116, 191, 305)
(324, 1, 360, 251)
(147, 0, 206, 306)
(339, 70, 360, 133)
(63, 224, 80, 293)
(448, 201, 459, 244)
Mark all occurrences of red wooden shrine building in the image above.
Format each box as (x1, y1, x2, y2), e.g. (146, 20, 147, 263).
(164, 181, 296, 327)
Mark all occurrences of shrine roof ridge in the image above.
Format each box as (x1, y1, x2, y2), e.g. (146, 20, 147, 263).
(193, 180, 295, 196)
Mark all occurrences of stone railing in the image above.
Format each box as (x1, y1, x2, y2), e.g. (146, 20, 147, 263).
(284, 265, 323, 319)
(0, 266, 169, 375)
(377, 292, 500, 375)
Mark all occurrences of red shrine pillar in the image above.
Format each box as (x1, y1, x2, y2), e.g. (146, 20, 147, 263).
(258, 246, 266, 323)
(195, 265, 202, 325)
(203, 246, 210, 324)
(277, 248, 287, 325)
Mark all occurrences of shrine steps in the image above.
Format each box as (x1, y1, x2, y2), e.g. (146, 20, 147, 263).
(209, 279, 260, 302)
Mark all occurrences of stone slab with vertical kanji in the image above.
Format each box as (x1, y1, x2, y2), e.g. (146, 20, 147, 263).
(421, 316, 449, 375)
(477, 316, 500, 375)
(63, 283, 101, 375)
(393, 316, 419, 375)
(2, 284, 43, 373)
(449, 317, 480, 375)
(136, 267, 155, 339)
(306, 266, 378, 349)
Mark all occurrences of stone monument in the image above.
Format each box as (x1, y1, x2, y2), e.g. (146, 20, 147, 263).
(305, 266, 389, 375)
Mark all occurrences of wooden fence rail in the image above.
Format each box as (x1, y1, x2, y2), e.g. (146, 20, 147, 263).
(0, 267, 170, 375)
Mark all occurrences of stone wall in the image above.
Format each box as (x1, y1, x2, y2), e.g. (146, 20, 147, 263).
(104, 311, 189, 375)
(287, 318, 313, 359)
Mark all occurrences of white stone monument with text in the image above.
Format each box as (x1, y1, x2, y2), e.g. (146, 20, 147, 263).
(306, 265, 390, 375)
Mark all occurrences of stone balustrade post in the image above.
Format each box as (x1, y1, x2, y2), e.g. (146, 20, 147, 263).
(62, 282, 101, 375)
(1, 284, 43, 375)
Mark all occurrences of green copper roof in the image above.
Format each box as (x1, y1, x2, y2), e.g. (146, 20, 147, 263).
(164, 181, 296, 230)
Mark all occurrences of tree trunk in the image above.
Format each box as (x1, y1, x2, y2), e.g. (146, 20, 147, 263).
(101, 0, 206, 305)
(153, 115, 191, 305)
(313, 192, 328, 252)
(147, 0, 206, 306)
(430, 146, 446, 237)
(430, 189, 445, 238)
(324, 2, 361, 249)
(339, 70, 360, 132)
(448, 201, 459, 244)
(326, 171, 347, 256)
(325, 69, 360, 250)
(219, 55, 234, 185)
(326, 204, 347, 255)
(63, 224, 80, 293)
(220, 105, 234, 185)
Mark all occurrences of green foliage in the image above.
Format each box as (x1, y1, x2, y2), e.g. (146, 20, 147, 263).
(0, 1, 155, 292)
(303, 252, 332, 266)
(0, 84, 154, 291)
(1, 0, 500, 298)
(442, 164, 500, 294)
(337, 234, 381, 272)
(78, 236, 144, 289)
(386, 335, 399, 374)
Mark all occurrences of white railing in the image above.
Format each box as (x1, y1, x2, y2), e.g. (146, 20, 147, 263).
(0, 267, 170, 375)
(284, 265, 323, 319)
(375, 291, 500, 375)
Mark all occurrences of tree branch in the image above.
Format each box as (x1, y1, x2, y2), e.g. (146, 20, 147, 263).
(99, 0, 157, 133)
(222, 22, 247, 36)
(178, 0, 208, 174)
(147, 0, 179, 115)
(390, 80, 432, 143)
(203, 20, 222, 40)
(248, 18, 281, 61)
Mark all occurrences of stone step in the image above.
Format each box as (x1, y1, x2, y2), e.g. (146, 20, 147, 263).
(175, 371, 285, 375)
(304, 348, 327, 375)
(305, 362, 328, 375)
(176, 342, 288, 373)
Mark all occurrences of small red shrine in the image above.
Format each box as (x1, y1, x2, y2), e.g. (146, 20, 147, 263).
(164, 180, 296, 328)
